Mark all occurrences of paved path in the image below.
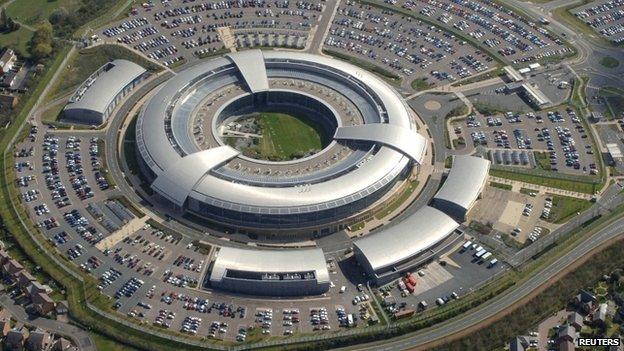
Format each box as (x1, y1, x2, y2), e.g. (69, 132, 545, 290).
(0, 295, 95, 351)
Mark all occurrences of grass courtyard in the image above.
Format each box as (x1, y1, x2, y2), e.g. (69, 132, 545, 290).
(242, 112, 327, 161)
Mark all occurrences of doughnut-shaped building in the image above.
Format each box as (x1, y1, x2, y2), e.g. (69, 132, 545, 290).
(136, 50, 427, 233)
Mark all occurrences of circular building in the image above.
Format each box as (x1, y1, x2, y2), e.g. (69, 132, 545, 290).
(136, 50, 427, 235)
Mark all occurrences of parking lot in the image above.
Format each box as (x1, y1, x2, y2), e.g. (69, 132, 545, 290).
(453, 106, 598, 175)
(395, 0, 571, 64)
(97, 0, 325, 67)
(377, 239, 506, 314)
(469, 187, 552, 244)
(572, 0, 624, 45)
(325, 0, 492, 88)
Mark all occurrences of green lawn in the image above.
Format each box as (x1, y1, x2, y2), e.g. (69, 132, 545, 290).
(546, 195, 593, 224)
(91, 332, 140, 351)
(6, 0, 81, 26)
(490, 182, 512, 191)
(600, 56, 620, 69)
(490, 168, 599, 194)
(374, 180, 419, 220)
(599, 87, 624, 120)
(40, 102, 64, 122)
(45, 44, 162, 102)
(0, 26, 33, 56)
(245, 112, 325, 161)
(411, 77, 432, 91)
(534, 151, 552, 171)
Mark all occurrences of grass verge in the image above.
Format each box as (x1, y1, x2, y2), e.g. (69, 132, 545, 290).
(323, 49, 402, 84)
(490, 167, 599, 194)
(546, 195, 593, 224)
(490, 182, 512, 191)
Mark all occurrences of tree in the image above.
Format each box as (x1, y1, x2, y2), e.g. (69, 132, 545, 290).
(28, 21, 54, 60)
(30, 43, 52, 59)
(31, 21, 53, 46)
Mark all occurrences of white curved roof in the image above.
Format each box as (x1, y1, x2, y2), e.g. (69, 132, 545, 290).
(192, 147, 407, 209)
(353, 206, 459, 272)
(209, 246, 330, 284)
(138, 50, 423, 214)
(151, 146, 240, 206)
(65, 59, 146, 115)
(334, 124, 427, 163)
(226, 50, 269, 92)
(262, 51, 413, 128)
(433, 156, 491, 213)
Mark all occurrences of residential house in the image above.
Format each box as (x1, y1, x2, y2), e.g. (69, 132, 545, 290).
(593, 303, 609, 326)
(55, 301, 68, 316)
(568, 311, 584, 331)
(53, 338, 77, 351)
(16, 270, 36, 291)
(6, 327, 29, 351)
(2, 259, 24, 277)
(0, 317, 11, 337)
(0, 49, 16, 75)
(574, 289, 598, 314)
(26, 328, 53, 351)
(557, 325, 577, 351)
(31, 291, 55, 316)
(510, 336, 529, 351)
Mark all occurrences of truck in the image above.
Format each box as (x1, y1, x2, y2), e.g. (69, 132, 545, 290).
(480, 252, 492, 262)
(461, 241, 472, 252)
(488, 258, 498, 268)
(474, 248, 487, 258)
(474, 245, 484, 253)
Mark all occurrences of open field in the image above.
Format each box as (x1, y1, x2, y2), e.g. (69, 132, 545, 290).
(547, 195, 593, 224)
(0, 26, 33, 57)
(245, 112, 325, 161)
(6, 0, 81, 26)
(45, 44, 161, 102)
(91, 332, 140, 351)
